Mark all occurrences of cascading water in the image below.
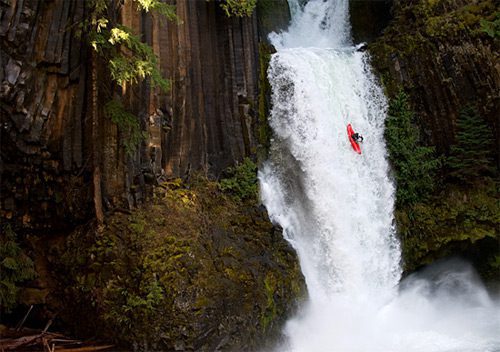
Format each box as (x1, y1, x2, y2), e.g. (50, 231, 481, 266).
(259, 1, 500, 351)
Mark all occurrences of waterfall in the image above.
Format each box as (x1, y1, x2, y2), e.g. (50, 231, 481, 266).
(259, 1, 500, 351)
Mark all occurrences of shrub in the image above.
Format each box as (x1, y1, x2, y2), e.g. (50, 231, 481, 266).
(0, 225, 37, 312)
(219, 158, 258, 202)
(220, 0, 257, 17)
(480, 12, 500, 38)
(385, 91, 442, 207)
(104, 99, 147, 155)
(87, 0, 175, 91)
(446, 105, 495, 183)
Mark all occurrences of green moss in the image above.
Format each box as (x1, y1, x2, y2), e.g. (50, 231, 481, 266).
(58, 175, 305, 350)
(261, 272, 277, 331)
(398, 180, 499, 278)
(369, 0, 498, 96)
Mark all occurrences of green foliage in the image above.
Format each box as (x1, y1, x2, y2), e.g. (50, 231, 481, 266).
(261, 272, 277, 331)
(58, 177, 304, 349)
(133, 0, 177, 21)
(0, 225, 37, 312)
(220, 0, 257, 17)
(423, 3, 497, 38)
(102, 274, 165, 333)
(397, 180, 499, 274)
(104, 99, 146, 155)
(219, 158, 258, 202)
(385, 91, 442, 207)
(480, 12, 500, 38)
(87, 0, 175, 91)
(446, 105, 495, 183)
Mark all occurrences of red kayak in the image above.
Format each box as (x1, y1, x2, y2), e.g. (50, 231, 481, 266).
(347, 124, 361, 154)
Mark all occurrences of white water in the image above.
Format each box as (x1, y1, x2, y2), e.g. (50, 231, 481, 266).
(259, 0, 500, 351)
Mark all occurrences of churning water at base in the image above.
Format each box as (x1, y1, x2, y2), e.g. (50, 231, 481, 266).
(259, 0, 500, 351)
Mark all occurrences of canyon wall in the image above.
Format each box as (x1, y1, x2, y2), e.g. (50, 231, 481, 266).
(0, 0, 265, 232)
(368, 0, 499, 279)
(370, 0, 499, 159)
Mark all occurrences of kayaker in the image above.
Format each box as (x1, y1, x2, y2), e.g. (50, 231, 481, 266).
(352, 132, 364, 143)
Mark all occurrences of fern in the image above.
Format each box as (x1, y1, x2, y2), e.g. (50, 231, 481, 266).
(105, 99, 147, 155)
(0, 225, 37, 312)
(480, 12, 500, 38)
(87, 0, 175, 91)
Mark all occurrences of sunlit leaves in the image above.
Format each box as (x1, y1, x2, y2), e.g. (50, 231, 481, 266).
(87, 0, 175, 92)
(108, 27, 130, 45)
(135, 0, 177, 21)
(220, 0, 256, 17)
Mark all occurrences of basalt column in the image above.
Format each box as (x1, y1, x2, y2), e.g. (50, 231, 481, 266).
(158, 1, 259, 178)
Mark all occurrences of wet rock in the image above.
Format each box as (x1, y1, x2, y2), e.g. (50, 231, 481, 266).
(56, 179, 306, 351)
(5, 59, 21, 85)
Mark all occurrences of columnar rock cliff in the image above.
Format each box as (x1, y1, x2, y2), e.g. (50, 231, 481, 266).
(1, 0, 91, 231)
(368, 0, 499, 279)
(156, 1, 259, 177)
(370, 0, 499, 158)
(0, 0, 263, 232)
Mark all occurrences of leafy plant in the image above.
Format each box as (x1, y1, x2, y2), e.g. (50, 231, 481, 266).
(385, 91, 442, 207)
(0, 225, 37, 312)
(104, 99, 147, 155)
(480, 12, 500, 38)
(219, 0, 257, 17)
(87, 0, 175, 91)
(220, 158, 258, 202)
(446, 105, 495, 183)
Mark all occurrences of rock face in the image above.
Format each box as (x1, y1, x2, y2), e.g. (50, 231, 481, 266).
(57, 179, 305, 351)
(349, 0, 393, 44)
(369, 0, 499, 158)
(1, 0, 92, 231)
(368, 0, 499, 279)
(156, 1, 259, 177)
(0, 0, 265, 231)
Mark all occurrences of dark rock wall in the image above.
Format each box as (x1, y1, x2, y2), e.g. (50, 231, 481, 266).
(0, 0, 92, 231)
(369, 0, 499, 160)
(0, 0, 264, 231)
(349, 0, 393, 44)
(157, 0, 259, 178)
(367, 0, 499, 278)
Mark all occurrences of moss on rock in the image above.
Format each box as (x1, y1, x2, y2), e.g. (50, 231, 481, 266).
(369, 0, 499, 285)
(398, 180, 499, 280)
(56, 176, 305, 351)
